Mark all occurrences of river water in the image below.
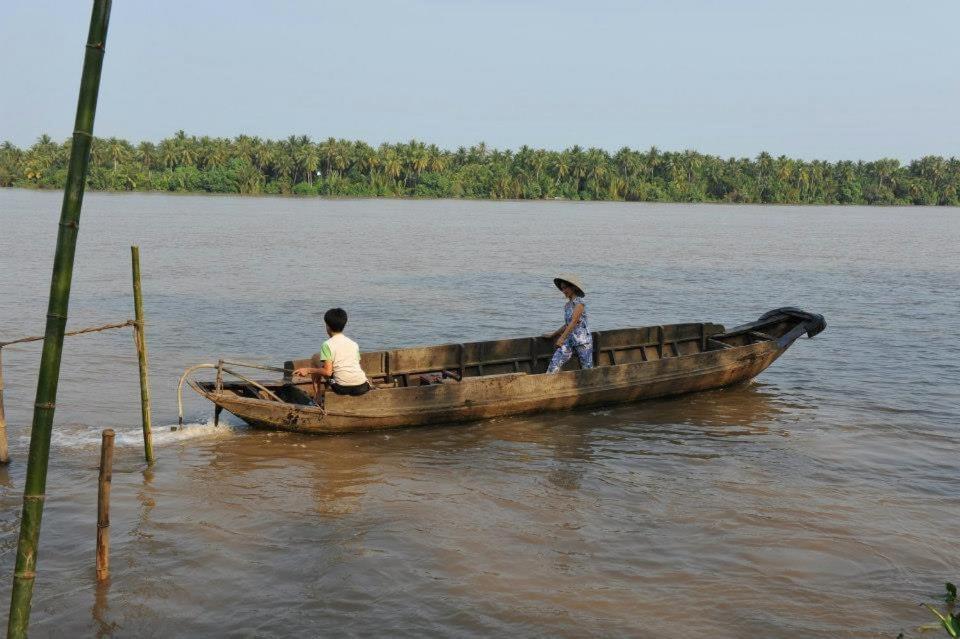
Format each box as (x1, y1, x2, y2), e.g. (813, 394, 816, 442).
(0, 188, 957, 637)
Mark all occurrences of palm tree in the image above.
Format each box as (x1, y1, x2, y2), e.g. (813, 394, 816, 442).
(158, 140, 178, 169)
(411, 146, 429, 182)
(586, 148, 609, 195)
(613, 147, 639, 180)
(469, 142, 488, 163)
(332, 141, 349, 176)
(107, 138, 131, 171)
(569, 146, 588, 193)
(873, 158, 900, 189)
(136, 142, 156, 170)
(552, 152, 570, 187)
(352, 142, 377, 179)
(274, 152, 294, 182)
(253, 143, 273, 174)
(382, 148, 402, 181)
(427, 144, 446, 173)
(175, 133, 196, 168)
(531, 149, 547, 183)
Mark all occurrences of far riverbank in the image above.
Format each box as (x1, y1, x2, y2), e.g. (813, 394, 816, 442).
(3, 135, 958, 205)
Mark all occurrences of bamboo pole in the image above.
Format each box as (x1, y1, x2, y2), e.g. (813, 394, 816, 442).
(0, 348, 9, 464)
(96, 429, 114, 581)
(7, 1, 113, 635)
(130, 246, 154, 464)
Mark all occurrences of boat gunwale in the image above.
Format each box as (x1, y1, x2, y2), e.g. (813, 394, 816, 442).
(192, 337, 780, 420)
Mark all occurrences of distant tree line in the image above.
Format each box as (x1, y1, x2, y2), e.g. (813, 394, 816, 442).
(1, 131, 958, 205)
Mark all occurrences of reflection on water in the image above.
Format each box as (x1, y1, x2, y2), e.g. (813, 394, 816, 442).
(0, 191, 957, 637)
(91, 580, 117, 639)
(199, 383, 785, 510)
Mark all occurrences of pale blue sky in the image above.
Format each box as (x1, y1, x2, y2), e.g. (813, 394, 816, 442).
(2, 0, 958, 161)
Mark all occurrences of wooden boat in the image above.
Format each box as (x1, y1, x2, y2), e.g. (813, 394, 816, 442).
(180, 307, 825, 435)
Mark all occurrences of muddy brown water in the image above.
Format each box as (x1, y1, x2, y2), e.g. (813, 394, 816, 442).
(0, 189, 957, 637)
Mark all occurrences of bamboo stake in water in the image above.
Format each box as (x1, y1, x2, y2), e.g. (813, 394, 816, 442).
(131, 246, 154, 464)
(96, 429, 115, 581)
(0, 348, 9, 464)
(7, 1, 113, 635)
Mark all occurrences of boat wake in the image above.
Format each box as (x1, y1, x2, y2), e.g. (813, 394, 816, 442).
(15, 416, 245, 453)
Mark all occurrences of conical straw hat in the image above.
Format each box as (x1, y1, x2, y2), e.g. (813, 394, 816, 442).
(553, 274, 586, 297)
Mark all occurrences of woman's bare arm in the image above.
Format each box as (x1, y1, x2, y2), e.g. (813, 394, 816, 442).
(555, 303, 584, 346)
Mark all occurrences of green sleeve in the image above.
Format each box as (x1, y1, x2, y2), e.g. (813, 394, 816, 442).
(319, 341, 333, 361)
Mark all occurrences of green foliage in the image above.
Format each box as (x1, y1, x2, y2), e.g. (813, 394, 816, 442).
(1, 133, 959, 205)
(916, 583, 960, 638)
(292, 181, 317, 196)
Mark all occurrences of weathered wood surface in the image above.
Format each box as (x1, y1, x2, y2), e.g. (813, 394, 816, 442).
(96, 429, 114, 582)
(190, 309, 824, 436)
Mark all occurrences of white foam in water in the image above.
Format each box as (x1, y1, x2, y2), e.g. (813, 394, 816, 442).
(23, 417, 246, 452)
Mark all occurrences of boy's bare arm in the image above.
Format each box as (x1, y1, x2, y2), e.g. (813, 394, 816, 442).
(294, 360, 333, 378)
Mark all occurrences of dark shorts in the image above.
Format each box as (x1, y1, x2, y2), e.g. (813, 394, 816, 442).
(329, 381, 371, 396)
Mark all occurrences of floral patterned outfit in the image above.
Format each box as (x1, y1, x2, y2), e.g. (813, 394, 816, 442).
(547, 296, 594, 373)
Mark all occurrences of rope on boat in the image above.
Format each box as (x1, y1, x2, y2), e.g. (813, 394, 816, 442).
(218, 366, 284, 403)
(177, 363, 218, 428)
(177, 359, 309, 429)
(217, 360, 290, 374)
(0, 319, 136, 348)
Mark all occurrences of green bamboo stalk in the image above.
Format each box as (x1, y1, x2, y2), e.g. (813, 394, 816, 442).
(131, 246, 154, 464)
(7, 1, 113, 635)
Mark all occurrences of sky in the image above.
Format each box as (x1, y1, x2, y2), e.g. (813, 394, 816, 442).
(1, 0, 958, 161)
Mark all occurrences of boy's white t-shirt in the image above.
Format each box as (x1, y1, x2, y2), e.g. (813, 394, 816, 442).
(318, 333, 368, 386)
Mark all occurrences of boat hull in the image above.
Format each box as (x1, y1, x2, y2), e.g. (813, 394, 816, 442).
(191, 331, 799, 435)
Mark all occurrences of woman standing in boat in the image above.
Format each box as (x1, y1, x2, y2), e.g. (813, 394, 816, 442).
(544, 274, 594, 374)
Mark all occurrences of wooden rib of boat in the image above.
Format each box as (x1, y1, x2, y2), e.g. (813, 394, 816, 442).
(183, 307, 825, 435)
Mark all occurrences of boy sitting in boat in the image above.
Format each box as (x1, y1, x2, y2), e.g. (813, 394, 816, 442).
(293, 308, 371, 398)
